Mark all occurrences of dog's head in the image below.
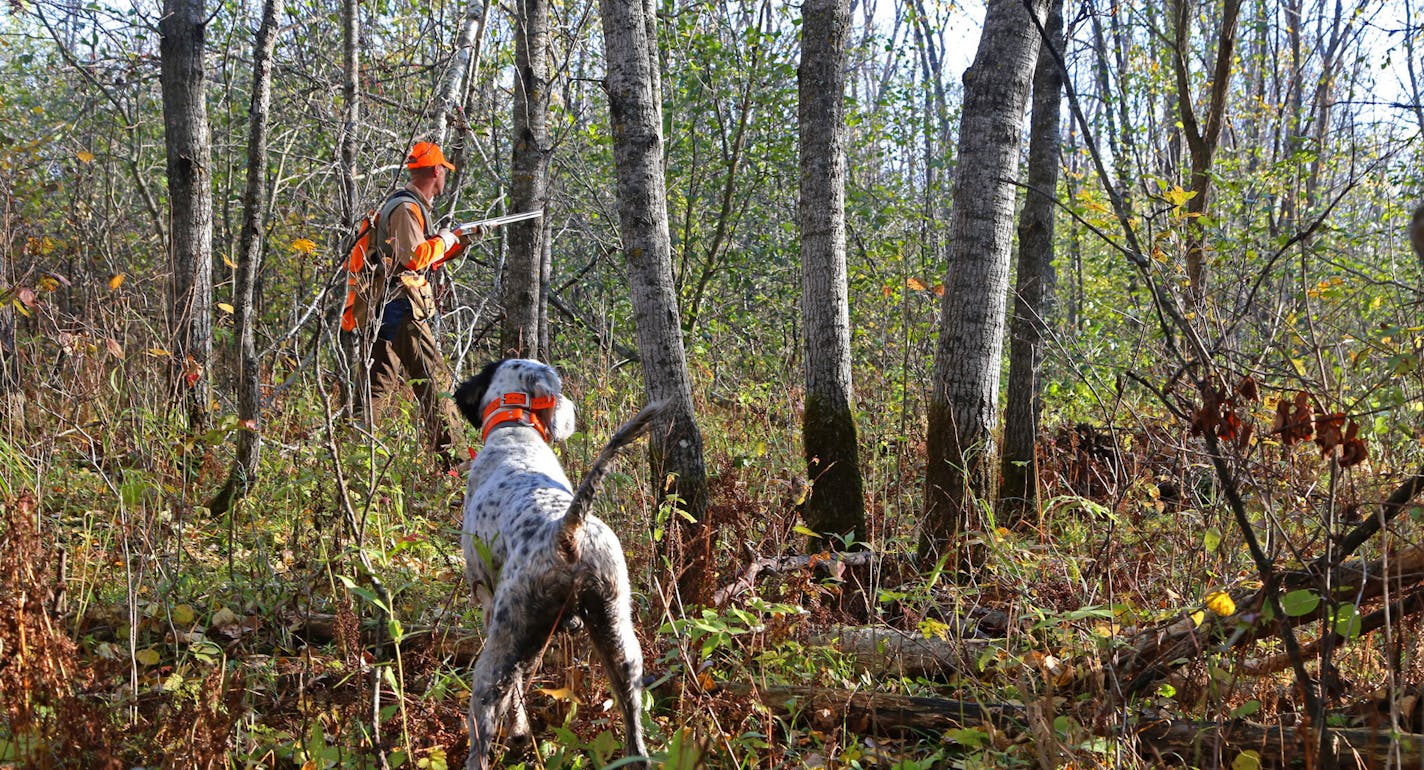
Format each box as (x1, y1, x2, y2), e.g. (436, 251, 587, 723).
(453, 359, 576, 442)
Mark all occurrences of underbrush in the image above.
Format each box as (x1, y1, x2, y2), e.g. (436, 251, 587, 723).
(2, 346, 1424, 770)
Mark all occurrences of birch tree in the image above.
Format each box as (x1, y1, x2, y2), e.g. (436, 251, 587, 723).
(599, 0, 711, 602)
(160, 0, 214, 430)
(798, 0, 865, 548)
(922, 0, 1048, 562)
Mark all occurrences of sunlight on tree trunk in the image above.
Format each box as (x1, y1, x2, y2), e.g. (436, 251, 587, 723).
(798, 0, 865, 550)
(999, 0, 1064, 528)
(599, 0, 712, 605)
(502, 0, 551, 359)
(922, 0, 1047, 565)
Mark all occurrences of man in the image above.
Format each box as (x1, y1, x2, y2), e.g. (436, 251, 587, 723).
(346, 141, 475, 467)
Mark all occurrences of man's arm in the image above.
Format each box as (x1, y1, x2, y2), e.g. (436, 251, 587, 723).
(387, 201, 461, 272)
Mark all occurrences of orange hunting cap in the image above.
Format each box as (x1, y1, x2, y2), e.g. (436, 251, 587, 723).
(406, 141, 455, 171)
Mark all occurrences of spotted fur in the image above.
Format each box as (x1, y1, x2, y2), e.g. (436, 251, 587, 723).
(453, 359, 663, 770)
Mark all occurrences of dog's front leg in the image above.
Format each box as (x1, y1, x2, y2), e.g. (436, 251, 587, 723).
(465, 625, 530, 770)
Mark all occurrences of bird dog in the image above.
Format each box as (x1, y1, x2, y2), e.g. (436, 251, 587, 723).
(453, 358, 662, 770)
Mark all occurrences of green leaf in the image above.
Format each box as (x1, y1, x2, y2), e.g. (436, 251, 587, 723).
(1281, 589, 1320, 617)
(1333, 604, 1362, 638)
(1203, 527, 1222, 553)
(1230, 700, 1261, 718)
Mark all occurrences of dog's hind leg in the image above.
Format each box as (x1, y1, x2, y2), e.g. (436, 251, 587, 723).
(583, 589, 649, 767)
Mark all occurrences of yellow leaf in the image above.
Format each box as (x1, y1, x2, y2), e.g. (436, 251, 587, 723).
(172, 604, 196, 625)
(1164, 184, 1198, 209)
(146, 347, 172, 358)
(108, 273, 126, 290)
(536, 686, 581, 703)
(77, 150, 95, 163)
(37, 276, 59, 292)
(932, 283, 945, 297)
(222, 254, 237, 269)
(1232, 750, 1262, 770)
(217, 303, 235, 314)
(1190, 610, 1205, 627)
(696, 671, 716, 691)
(289, 238, 318, 255)
(906, 277, 926, 291)
(1205, 591, 1236, 617)
(135, 648, 161, 666)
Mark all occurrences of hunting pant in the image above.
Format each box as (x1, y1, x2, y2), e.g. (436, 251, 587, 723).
(362, 313, 463, 462)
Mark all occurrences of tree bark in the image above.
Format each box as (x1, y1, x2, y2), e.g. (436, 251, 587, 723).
(433, 1, 485, 148)
(797, 0, 865, 550)
(211, 0, 282, 517)
(922, 0, 1047, 563)
(1172, 0, 1243, 307)
(336, 0, 362, 413)
(501, 0, 552, 358)
(160, 0, 215, 430)
(599, 0, 712, 604)
(999, 0, 1064, 526)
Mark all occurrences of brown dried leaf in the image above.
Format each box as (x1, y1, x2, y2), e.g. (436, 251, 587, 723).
(1316, 412, 1346, 455)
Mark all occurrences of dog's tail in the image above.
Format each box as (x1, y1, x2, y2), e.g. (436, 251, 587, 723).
(557, 400, 672, 560)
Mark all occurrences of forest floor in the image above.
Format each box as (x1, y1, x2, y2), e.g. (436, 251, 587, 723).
(2, 359, 1423, 770)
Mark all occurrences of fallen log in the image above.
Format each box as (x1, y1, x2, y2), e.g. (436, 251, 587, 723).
(718, 682, 1424, 768)
(1110, 543, 1424, 698)
(290, 612, 482, 664)
(1137, 716, 1424, 769)
(712, 551, 882, 607)
(810, 625, 989, 680)
(1243, 585, 1424, 675)
(711, 682, 1021, 735)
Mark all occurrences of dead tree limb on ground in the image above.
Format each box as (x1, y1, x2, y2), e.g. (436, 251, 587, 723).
(1109, 537, 1424, 698)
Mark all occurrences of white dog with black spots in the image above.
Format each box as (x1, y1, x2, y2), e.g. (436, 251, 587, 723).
(453, 358, 662, 770)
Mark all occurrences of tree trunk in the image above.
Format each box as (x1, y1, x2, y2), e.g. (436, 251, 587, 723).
(160, 0, 215, 431)
(599, 0, 712, 605)
(501, 0, 551, 358)
(921, 0, 1047, 563)
(433, 2, 485, 148)
(797, 0, 865, 549)
(211, 0, 281, 517)
(1173, 0, 1243, 307)
(0, 190, 12, 391)
(336, 0, 362, 414)
(999, 0, 1064, 526)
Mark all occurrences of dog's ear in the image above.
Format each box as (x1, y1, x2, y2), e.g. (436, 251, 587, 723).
(453, 360, 506, 428)
(548, 395, 577, 442)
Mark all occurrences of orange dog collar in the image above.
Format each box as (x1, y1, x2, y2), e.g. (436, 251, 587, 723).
(481, 392, 557, 443)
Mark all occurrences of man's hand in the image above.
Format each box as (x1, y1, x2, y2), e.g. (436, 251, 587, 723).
(457, 224, 483, 245)
(436, 229, 459, 250)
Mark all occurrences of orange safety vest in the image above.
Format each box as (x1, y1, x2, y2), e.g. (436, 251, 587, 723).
(342, 190, 458, 332)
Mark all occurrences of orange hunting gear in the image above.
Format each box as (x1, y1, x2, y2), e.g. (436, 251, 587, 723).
(406, 141, 456, 171)
(341, 188, 463, 332)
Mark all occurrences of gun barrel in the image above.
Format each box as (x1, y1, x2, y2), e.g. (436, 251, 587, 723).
(456, 209, 543, 234)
